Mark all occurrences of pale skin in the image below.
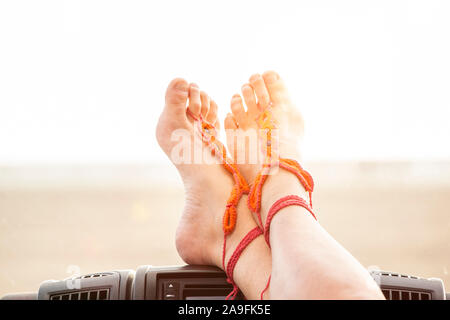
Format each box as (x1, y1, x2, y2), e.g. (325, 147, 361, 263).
(156, 72, 384, 299)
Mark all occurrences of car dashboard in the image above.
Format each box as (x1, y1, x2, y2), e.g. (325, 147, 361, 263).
(1, 265, 448, 300)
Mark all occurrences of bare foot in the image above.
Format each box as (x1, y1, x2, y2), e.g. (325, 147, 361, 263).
(224, 71, 310, 226)
(156, 78, 258, 270)
(225, 71, 304, 182)
(224, 73, 384, 299)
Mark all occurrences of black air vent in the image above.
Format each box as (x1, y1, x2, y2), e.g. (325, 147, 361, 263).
(380, 272, 419, 279)
(80, 273, 112, 279)
(382, 289, 431, 300)
(50, 289, 109, 300)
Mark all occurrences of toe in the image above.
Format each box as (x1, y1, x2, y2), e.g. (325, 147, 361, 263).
(200, 91, 210, 120)
(262, 70, 288, 105)
(230, 94, 247, 127)
(241, 84, 258, 118)
(187, 83, 202, 120)
(157, 78, 190, 155)
(214, 118, 221, 131)
(224, 113, 238, 161)
(224, 113, 238, 130)
(249, 74, 270, 110)
(262, 70, 280, 83)
(206, 99, 218, 125)
(165, 78, 189, 110)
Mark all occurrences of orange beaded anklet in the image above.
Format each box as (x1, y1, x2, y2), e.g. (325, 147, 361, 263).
(247, 103, 315, 227)
(245, 103, 317, 300)
(187, 109, 261, 300)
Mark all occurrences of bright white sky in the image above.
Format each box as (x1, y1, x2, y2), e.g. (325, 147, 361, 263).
(0, 0, 449, 165)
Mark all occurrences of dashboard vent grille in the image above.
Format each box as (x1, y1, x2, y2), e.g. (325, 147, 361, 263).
(380, 272, 419, 279)
(50, 289, 109, 300)
(382, 289, 431, 300)
(81, 273, 112, 279)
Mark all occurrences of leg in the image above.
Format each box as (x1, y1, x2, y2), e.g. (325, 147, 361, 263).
(156, 79, 271, 299)
(225, 71, 384, 299)
(261, 171, 383, 299)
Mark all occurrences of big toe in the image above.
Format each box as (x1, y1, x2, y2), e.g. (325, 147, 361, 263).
(157, 78, 190, 152)
(262, 71, 289, 105)
(165, 78, 189, 111)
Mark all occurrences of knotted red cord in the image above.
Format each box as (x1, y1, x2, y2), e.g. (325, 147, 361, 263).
(186, 108, 249, 236)
(247, 104, 314, 230)
(259, 195, 317, 300)
(224, 227, 263, 300)
(187, 107, 252, 299)
(260, 275, 271, 300)
(264, 195, 316, 247)
(245, 103, 316, 300)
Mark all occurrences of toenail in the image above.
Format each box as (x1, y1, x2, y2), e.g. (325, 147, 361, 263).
(173, 79, 188, 91)
(250, 74, 261, 82)
(190, 83, 199, 89)
(263, 71, 279, 83)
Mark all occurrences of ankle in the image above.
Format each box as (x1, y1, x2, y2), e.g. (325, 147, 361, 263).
(259, 170, 309, 225)
(227, 232, 271, 300)
(221, 203, 257, 266)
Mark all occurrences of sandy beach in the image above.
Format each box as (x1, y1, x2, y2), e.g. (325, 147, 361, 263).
(1, 162, 449, 297)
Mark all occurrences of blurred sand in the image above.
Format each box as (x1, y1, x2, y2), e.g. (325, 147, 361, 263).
(1, 162, 449, 297)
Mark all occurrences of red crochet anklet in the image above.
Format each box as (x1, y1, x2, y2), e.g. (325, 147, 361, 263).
(187, 108, 253, 300)
(247, 104, 314, 229)
(245, 103, 316, 300)
(186, 109, 249, 235)
(264, 195, 316, 247)
(248, 159, 314, 228)
(260, 275, 271, 300)
(259, 195, 317, 300)
(224, 226, 263, 300)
